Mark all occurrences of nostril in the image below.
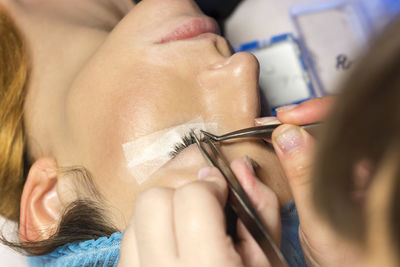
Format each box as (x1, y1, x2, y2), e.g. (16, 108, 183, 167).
(215, 37, 233, 58)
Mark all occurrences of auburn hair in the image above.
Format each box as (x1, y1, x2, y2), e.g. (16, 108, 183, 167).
(0, 5, 28, 222)
(0, 6, 118, 256)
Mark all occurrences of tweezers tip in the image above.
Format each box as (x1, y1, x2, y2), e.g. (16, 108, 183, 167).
(200, 129, 209, 135)
(190, 129, 200, 143)
(200, 130, 215, 140)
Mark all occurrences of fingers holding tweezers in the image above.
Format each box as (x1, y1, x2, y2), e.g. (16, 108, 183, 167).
(231, 158, 282, 267)
(173, 169, 240, 264)
(192, 132, 288, 266)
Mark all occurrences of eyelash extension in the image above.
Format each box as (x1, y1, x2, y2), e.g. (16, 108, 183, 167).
(169, 130, 204, 158)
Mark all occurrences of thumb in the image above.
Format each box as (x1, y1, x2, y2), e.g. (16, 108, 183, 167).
(271, 124, 317, 228)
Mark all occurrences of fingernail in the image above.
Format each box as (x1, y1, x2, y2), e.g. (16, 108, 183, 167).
(255, 116, 280, 126)
(242, 155, 256, 175)
(276, 104, 298, 113)
(274, 126, 304, 154)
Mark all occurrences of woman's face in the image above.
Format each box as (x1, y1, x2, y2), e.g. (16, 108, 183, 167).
(20, 0, 289, 226)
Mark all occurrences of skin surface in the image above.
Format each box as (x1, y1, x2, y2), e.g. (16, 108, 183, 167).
(2, 0, 397, 264)
(3, 0, 291, 231)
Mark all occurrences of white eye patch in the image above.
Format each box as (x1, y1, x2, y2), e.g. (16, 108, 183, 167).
(122, 117, 218, 185)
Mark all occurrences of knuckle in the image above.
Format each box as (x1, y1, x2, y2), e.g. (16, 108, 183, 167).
(283, 147, 314, 182)
(287, 160, 312, 186)
(293, 163, 309, 178)
(176, 181, 210, 199)
(135, 187, 171, 207)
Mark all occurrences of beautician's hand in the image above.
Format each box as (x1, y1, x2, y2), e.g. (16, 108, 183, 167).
(118, 158, 281, 267)
(270, 124, 365, 266)
(275, 96, 335, 125)
(256, 96, 365, 265)
(255, 96, 335, 127)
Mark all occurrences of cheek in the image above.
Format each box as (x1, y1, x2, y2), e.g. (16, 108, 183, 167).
(64, 54, 196, 145)
(62, 54, 207, 200)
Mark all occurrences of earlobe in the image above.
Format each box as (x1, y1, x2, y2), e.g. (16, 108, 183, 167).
(19, 157, 62, 242)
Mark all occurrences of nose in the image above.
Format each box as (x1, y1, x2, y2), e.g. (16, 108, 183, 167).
(198, 52, 261, 133)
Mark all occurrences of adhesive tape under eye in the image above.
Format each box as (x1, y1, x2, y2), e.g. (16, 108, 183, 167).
(122, 117, 218, 185)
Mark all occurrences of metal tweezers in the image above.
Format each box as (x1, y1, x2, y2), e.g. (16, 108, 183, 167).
(191, 128, 291, 266)
(201, 122, 320, 142)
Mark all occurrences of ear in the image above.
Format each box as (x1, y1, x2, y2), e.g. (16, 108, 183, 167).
(19, 157, 62, 242)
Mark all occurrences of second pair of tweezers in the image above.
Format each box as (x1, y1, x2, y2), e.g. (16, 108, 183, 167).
(201, 122, 321, 142)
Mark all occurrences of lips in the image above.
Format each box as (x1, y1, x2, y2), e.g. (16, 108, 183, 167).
(160, 17, 220, 43)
